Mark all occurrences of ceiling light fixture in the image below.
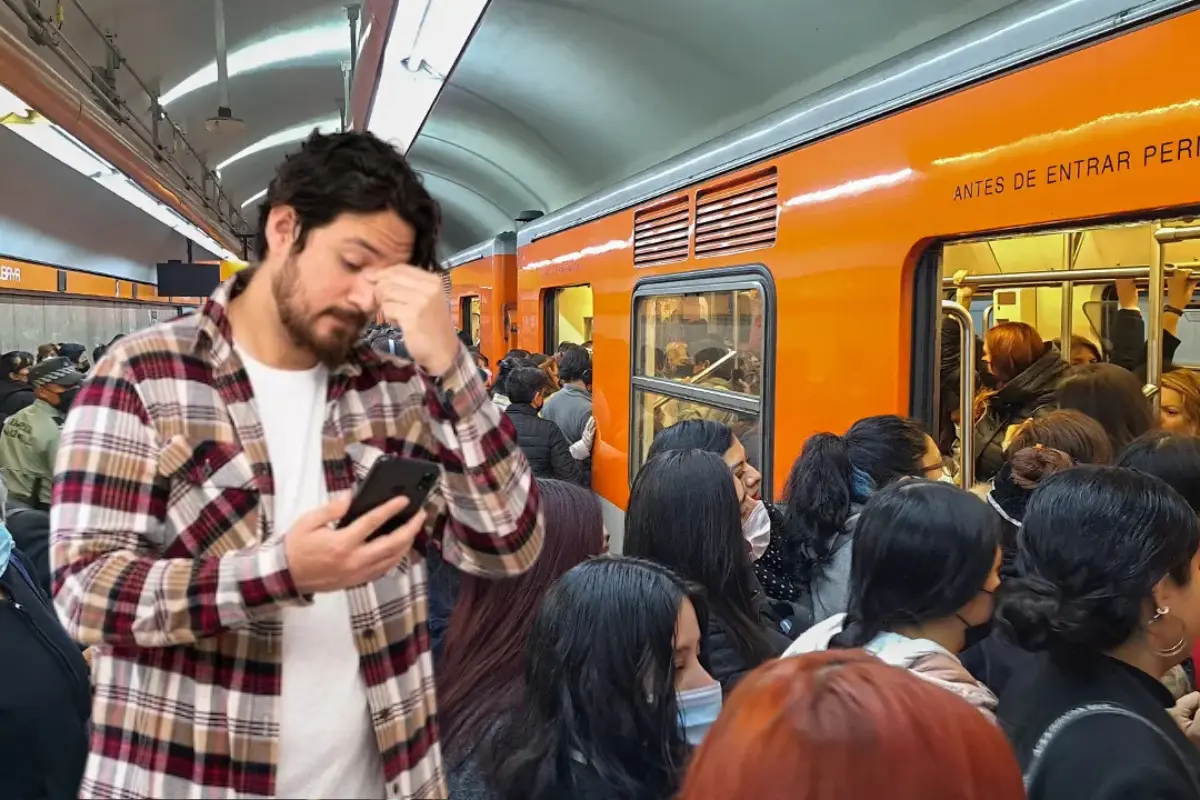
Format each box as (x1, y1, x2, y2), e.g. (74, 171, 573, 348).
(0, 85, 236, 260)
(215, 114, 341, 173)
(366, 0, 489, 153)
(240, 187, 268, 209)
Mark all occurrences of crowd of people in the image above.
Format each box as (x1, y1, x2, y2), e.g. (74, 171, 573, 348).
(7, 127, 1200, 800)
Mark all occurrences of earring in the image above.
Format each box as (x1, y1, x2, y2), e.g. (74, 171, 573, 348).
(1149, 605, 1188, 658)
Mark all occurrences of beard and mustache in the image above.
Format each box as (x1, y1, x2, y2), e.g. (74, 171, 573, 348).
(272, 255, 370, 368)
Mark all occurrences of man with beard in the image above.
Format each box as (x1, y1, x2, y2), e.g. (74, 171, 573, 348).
(49, 131, 544, 800)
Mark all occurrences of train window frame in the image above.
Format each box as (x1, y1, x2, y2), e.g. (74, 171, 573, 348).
(910, 244, 943, 437)
(542, 283, 594, 353)
(628, 264, 777, 501)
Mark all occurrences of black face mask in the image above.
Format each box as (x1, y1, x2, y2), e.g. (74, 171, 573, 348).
(56, 387, 80, 415)
(958, 587, 995, 648)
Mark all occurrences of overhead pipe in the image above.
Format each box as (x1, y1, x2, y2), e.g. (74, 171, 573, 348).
(0, 15, 240, 253)
(214, 0, 230, 115)
(346, 4, 360, 92)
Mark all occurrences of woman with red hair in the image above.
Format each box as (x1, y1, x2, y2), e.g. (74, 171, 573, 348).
(974, 321, 1066, 481)
(678, 651, 1025, 800)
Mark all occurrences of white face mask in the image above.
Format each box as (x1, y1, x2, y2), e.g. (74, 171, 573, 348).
(677, 682, 722, 745)
(742, 500, 771, 561)
(938, 469, 956, 484)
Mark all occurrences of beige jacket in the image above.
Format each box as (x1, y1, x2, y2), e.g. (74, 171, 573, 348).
(785, 613, 998, 720)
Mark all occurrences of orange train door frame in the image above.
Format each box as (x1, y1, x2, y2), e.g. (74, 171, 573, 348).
(446, 232, 517, 367)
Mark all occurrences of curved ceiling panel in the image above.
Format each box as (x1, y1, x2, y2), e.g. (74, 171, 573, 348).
(418, 0, 1022, 255)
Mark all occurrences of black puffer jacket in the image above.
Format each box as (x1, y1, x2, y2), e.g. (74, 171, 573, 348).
(1109, 308, 1182, 379)
(703, 568, 792, 693)
(503, 404, 586, 486)
(0, 379, 34, 428)
(974, 350, 1068, 481)
(0, 549, 92, 800)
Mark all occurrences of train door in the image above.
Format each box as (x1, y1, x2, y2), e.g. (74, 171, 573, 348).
(921, 215, 1200, 486)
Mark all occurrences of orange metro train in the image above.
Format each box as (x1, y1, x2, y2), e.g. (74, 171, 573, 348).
(449, 0, 1200, 543)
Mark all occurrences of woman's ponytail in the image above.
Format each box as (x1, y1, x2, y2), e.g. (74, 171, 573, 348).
(781, 432, 854, 587)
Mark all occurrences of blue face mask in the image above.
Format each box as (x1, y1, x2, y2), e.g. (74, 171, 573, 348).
(677, 682, 722, 745)
(0, 521, 12, 576)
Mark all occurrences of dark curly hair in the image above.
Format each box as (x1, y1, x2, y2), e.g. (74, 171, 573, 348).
(255, 130, 441, 269)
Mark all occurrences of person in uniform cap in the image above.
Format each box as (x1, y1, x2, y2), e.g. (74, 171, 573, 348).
(0, 357, 83, 510)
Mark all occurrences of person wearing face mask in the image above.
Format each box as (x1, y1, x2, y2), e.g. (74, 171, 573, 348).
(646, 421, 794, 629)
(0, 357, 83, 511)
(627, 450, 789, 692)
(782, 415, 942, 630)
(486, 557, 716, 800)
(0, 350, 35, 430)
(786, 479, 1003, 718)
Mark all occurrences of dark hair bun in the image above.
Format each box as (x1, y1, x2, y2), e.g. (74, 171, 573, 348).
(996, 573, 1142, 654)
(1009, 447, 1073, 490)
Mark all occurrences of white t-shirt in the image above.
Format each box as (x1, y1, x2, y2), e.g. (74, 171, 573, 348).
(237, 346, 385, 800)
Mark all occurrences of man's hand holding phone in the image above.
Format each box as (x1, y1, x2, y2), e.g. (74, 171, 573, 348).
(284, 494, 425, 594)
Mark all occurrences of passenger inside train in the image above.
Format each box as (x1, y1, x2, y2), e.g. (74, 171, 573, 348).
(15, 2, 1200, 799)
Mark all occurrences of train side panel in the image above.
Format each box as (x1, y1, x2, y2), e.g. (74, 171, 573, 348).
(519, 10, 1200, 511)
(450, 253, 517, 366)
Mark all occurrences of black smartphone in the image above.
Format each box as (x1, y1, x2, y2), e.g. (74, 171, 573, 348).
(339, 455, 441, 541)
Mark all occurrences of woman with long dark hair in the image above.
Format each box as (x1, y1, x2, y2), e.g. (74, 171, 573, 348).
(647, 420, 798, 607)
(781, 414, 940, 627)
(486, 557, 714, 800)
(997, 467, 1200, 798)
(785, 480, 1001, 716)
(626, 449, 788, 691)
(440, 480, 606, 799)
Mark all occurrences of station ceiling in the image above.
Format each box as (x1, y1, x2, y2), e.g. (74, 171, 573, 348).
(0, 0, 1023, 266)
(419, 0, 1020, 254)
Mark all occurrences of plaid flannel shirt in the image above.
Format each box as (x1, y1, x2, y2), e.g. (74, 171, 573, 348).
(50, 272, 544, 799)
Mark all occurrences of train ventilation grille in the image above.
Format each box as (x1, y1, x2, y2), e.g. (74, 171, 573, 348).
(633, 196, 690, 266)
(694, 169, 778, 257)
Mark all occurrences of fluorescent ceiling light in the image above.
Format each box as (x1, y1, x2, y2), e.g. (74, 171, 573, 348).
(0, 85, 237, 261)
(241, 187, 268, 209)
(366, 0, 488, 153)
(161, 23, 348, 107)
(215, 115, 341, 173)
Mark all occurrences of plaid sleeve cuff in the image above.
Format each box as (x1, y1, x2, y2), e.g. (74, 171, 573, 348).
(423, 343, 489, 422)
(226, 538, 309, 621)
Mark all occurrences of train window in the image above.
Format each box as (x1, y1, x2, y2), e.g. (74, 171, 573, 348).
(544, 285, 593, 351)
(459, 295, 481, 346)
(629, 268, 775, 495)
(633, 286, 764, 396)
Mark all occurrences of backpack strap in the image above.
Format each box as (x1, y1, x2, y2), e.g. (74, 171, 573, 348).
(1024, 702, 1200, 793)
